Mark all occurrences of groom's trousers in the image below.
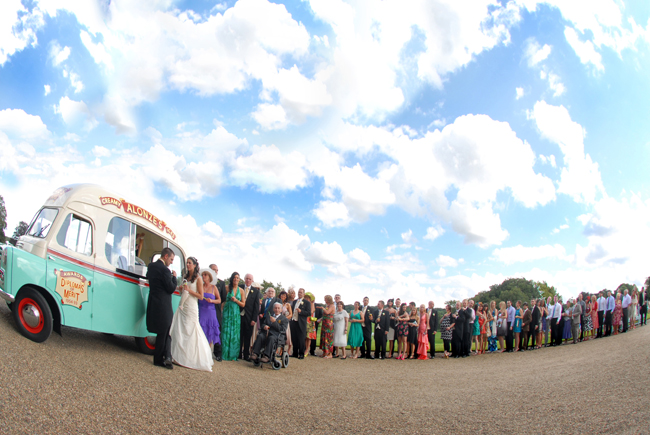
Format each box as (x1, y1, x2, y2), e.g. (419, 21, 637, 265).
(154, 325, 172, 364)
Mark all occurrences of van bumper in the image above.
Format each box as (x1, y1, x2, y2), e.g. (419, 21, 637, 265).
(0, 289, 15, 303)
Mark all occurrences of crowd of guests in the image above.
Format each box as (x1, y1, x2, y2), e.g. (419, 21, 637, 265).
(154, 254, 649, 370)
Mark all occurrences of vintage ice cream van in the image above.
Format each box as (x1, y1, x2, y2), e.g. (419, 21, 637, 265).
(0, 184, 185, 354)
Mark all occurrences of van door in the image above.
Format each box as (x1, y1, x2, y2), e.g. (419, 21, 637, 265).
(46, 212, 95, 330)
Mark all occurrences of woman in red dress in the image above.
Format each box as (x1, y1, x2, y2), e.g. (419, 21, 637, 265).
(416, 304, 429, 360)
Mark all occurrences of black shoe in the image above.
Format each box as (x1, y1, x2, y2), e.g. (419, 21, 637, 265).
(298, 355, 304, 360)
(366, 355, 375, 360)
(215, 356, 222, 362)
(333, 355, 339, 358)
(244, 357, 251, 362)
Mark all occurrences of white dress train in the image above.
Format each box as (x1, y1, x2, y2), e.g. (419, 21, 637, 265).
(170, 279, 214, 372)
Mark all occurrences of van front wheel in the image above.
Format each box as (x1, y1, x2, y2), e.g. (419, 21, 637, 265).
(135, 336, 156, 355)
(13, 288, 53, 343)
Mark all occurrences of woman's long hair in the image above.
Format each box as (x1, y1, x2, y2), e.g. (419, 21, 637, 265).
(229, 272, 240, 290)
(184, 257, 199, 283)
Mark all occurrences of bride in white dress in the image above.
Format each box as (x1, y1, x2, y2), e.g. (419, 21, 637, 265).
(170, 257, 213, 372)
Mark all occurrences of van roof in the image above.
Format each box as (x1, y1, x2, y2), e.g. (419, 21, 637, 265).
(44, 183, 182, 248)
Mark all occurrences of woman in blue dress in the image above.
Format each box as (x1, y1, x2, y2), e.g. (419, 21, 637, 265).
(562, 301, 573, 343)
(513, 300, 523, 352)
(221, 272, 244, 361)
(488, 300, 498, 352)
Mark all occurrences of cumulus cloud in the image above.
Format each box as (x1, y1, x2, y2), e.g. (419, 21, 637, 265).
(492, 244, 567, 265)
(424, 225, 445, 241)
(532, 101, 605, 204)
(524, 39, 551, 66)
(0, 108, 50, 140)
(230, 144, 310, 192)
(0, 0, 44, 65)
(55, 97, 97, 131)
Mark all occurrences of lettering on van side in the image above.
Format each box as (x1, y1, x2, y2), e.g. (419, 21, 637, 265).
(99, 196, 176, 240)
(54, 270, 89, 309)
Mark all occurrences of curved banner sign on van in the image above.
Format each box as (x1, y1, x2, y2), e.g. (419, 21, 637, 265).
(99, 196, 176, 240)
(54, 270, 89, 309)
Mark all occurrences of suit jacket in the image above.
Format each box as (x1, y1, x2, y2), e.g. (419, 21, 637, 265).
(530, 306, 540, 331)
(452, 309, 465, 339)
(362, 305, 376, 331)
(374, 307, 390, 334)
(522, 309, 532, 332)
(260, 297, 281, 322)
(145, 259, 178, 334)
(462, 308, 471, 337)
(313, 305, 323, 332)
(428, 309, 438, 332)
(291, 299, 311, 334)
(262, 313, 288, 339)
(214, 279, 227, 309)
(242, 286, 262, 325)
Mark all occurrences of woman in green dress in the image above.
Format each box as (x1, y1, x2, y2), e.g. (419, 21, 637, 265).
(347, 301, 364, 358)
(222, 272, 244, 361)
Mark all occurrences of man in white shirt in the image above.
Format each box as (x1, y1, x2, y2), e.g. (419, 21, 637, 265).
(551, 296, 563, 346)
(596, 292, 607, 338)
(545, 297, 554, 346)
(605, 291, 615, 336)
(622, 289, 631, 333)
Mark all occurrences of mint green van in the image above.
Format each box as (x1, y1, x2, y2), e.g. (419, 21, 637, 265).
(0, 184, 185, 354)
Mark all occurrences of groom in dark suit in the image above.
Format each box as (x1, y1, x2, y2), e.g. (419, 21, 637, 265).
(374, 300, 390, 359)
(240, 273, 261, 361)
(427, 301, 438, 358)
(361, 297, 375, 359)
(291, 288, 311, 359)
(146, 247, 178, 369)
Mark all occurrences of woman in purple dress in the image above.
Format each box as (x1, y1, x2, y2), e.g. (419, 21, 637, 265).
(198, 269, 221, 353)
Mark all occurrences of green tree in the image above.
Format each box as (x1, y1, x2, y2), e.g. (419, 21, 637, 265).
(534, 281, 557, 300)
(0, 195, 7, 243)
(616, 283, 636, 294)
(12, 221, 29, 241)
(472, 278, 540, 305)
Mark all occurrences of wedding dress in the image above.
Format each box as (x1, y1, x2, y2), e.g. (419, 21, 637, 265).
(170, 279, 213, 372)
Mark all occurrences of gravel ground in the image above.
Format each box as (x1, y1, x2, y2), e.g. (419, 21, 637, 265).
(1, 301, 648, 434)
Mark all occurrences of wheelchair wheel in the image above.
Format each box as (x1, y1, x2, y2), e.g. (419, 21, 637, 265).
(282, 351, 289, 368)
(272, 359, 282, 370)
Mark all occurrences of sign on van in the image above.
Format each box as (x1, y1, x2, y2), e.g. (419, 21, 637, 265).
(99, 196, 176, 240)
(54, 270, 89, 309)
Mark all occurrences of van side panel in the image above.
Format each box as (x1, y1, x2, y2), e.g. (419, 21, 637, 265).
(92, 271, 147, 336)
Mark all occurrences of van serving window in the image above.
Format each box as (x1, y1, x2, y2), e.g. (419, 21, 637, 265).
(56, 213, 93, 256)
(27, 208, 59, 239)
(105, 217, 135, 272)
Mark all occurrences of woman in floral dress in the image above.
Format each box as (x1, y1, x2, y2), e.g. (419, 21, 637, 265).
(613, 294, 623, 335)
(221, 272, 244, 361)
(320, 295, 335, 358)
(305, 293, 316, 354)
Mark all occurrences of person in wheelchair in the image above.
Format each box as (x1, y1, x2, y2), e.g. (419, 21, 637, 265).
(251, 302, 288, 363)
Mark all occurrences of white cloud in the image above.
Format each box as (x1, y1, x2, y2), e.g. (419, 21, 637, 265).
(44, 85, 51, 96)
(532, 101, 605, 204)
(314, 200, 352, 228)
(401, 229, 415, 243)
(436, 254, 462, 268)
(424, 225, 445, 241)
(0, 0, 44, 66)
(0, 108, 50, 140)
(524, 39, 551, 66)
(252, 104, 289, 131)
(304, 241, 347, 265)
(538, 154, 557, 168)
(515, 87, 524, 100)
(313, 226, 321, 233)
(546, 72, 565, 97)
(230, 144, 310, 192)
(92, 145, 111, 158)
(492, 244, 567, 265)
(564, 27, 603, 72)
(49, 42, 70, 66)
(55, 97, 97, 130)
(349, 248, 371, 265)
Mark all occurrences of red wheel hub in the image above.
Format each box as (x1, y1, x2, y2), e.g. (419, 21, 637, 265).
(18, 298, 44, 334)
(144, 336, 156, 350)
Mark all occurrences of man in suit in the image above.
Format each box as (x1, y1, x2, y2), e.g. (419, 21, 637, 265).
(373, 300, 390, 359)
(571, 299, 582, 343)
(260, 287, 281, 324)
(640, 287, 647, 325)
(596, 291, 606, 338)
(290, 287, 311, 359)
(361, 296, 375, 359)
(451, 302, 466, 358)
(251, 302, 288, 363)
(310, 302, 323, 356)
(605, 290, 615, 336)
(240, 273, 261, 361)
(463, 300, 472, 357)
(521, 302, 531, 350)
(506, 300, 515, 351)
(146, 247, 178, 369)
(427, 301, 438, 358)
(209, 263, 227, 361)
(529, 299, 539, 349)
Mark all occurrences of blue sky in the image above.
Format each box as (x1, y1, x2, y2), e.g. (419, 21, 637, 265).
(1, 0, 650, 304)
